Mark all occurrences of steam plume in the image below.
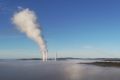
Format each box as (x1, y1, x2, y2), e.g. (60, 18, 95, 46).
(12, 8, 48, 61)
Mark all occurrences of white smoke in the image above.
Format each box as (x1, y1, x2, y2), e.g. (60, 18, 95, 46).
(12, 8, 48, 61)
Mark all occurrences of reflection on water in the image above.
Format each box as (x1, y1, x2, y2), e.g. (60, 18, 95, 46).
(63, 63, 84, 80)
(0, 60, 120, 80)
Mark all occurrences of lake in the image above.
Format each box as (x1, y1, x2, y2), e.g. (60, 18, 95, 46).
(0, 60, 120, 80)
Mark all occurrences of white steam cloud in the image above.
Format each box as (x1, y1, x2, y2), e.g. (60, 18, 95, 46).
(12, 8, 48, 61)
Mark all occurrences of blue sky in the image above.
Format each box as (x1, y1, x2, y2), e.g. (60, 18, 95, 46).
(0, 0, 120, 58)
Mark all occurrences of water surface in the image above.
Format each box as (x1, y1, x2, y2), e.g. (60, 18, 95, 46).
(0, 60, 120, 80)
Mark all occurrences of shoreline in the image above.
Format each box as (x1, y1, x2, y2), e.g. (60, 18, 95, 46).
(79, 61, 120, 67)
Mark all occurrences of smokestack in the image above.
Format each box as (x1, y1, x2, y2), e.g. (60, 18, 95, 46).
(55, 52, 57, 61)
(12, 8, 48, 61)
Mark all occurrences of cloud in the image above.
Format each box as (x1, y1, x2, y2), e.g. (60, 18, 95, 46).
(82, 45, 94, 49)
(17, 6, 23, 10)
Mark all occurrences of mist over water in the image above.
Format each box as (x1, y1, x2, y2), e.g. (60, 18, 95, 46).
(0, 60, 120, 80)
